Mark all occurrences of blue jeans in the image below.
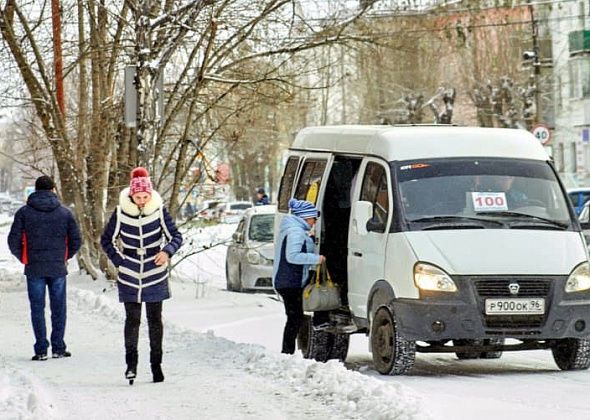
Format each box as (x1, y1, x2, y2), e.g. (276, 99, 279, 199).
(26, 276, 67, 355)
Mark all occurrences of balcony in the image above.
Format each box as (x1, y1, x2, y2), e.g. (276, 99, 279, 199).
(569, 30, 590, 56)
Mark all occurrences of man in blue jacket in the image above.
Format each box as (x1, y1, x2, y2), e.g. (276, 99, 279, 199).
(273, 198, 325, 354)
(255, 188, 270, 205)
(8, 175, 81, 361)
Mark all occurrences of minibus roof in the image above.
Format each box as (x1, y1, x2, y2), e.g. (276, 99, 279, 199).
(291, 125, 550, 162)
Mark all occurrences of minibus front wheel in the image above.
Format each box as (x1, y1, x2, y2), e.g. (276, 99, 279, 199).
(552, 338, 590, 370)
(371, 306, 416, 375)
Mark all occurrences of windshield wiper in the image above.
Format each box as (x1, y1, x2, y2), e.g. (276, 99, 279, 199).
(476, 211, 569, 230)
(408, 215, 505, 227)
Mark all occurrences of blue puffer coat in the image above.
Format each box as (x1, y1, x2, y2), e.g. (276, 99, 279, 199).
(100, 188, 183, 303)
(8, 190, 81, 278)
(272, 215, 320, 289)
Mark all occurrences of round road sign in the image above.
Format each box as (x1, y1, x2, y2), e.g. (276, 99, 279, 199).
(531, 124, 551, 145)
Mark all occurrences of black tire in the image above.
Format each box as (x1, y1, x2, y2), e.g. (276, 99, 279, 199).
(454, 339, 483, 360)
(371, 306, 416, 375)
(480, 338, 504, 359)
(552, 338, 590, 371)
(225, 262, 233, 291)
(235, 265, 243, 292)
(297, 315, 330, 362)
(328, 333, 350, 362)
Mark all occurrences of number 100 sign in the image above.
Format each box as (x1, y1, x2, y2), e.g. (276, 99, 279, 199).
(472, 192, 508, 211)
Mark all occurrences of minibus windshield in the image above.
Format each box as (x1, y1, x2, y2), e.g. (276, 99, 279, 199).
(394, 158, 573, 231)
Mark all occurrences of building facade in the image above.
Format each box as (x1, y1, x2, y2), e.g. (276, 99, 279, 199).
(551, 1, 590, 187)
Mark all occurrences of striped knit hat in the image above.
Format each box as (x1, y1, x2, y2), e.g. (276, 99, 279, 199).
(129, 167, 152, 196)
(288, 198, 318, 219)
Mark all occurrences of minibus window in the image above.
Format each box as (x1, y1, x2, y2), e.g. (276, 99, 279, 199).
(360, 162, 389, 233)
(294, 160, 327, 205)
(278, 156, 301, 212)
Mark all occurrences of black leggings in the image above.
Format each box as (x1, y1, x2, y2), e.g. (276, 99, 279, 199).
(277, 288, 304, 354)
(124, 302, 163, 364)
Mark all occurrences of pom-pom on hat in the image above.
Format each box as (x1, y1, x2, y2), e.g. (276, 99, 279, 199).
(288, 198, 319, 219)
(129, 167, 153, 196)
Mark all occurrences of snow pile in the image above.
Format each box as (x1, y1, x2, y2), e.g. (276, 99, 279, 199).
(68, 285, 430, 420)
(242, 351, 428, 420)
(0, 267, 25, 293)
(0, 367, 58, 419)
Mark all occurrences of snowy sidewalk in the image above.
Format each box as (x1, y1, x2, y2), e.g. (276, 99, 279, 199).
(0, 273, 427, 420)
(1, 287, 340, 419)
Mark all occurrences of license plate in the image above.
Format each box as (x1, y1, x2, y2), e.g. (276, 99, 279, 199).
(485, 298, 545, 315)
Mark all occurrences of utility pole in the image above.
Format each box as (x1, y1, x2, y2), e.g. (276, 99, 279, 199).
(528, 1, 542, 125)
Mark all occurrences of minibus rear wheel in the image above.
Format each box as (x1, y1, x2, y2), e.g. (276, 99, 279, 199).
(298, 315, 330, 362)
(371, 306, 416, 375)
(328, 333, 350, 362)
(454, 339, 483, 359)
(480, 338, 504, 359)
(552, 338, 590, 370)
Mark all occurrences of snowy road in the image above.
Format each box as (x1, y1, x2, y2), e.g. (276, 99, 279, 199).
(2, 221, 590, 419)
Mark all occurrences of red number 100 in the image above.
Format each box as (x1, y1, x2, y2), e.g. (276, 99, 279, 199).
(475, 196, 505, 206)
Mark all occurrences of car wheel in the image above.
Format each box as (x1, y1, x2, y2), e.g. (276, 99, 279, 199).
(454, 339, 483, 359)
(552, 338, 590, 370)
(225, 262, 234, 291)
(371, 306, 416, 375)
(235, 264, 243, 292)
(297, 315, 330, 362)
(480, 338, 504, 359)
(328, 333, 350, 362)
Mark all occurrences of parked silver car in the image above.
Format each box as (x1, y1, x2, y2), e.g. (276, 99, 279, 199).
(225, 205, 275, 292)
(579, 200, 590, 246)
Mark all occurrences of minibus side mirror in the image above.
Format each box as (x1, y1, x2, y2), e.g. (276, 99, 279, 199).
(353, 201, 373, 236)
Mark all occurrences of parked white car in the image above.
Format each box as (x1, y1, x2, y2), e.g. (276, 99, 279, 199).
(225, 205, 276, 291)
(220, 201, 253, 223)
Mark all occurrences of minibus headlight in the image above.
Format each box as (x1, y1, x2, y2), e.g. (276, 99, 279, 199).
(565, 262, 590, 293)
(414, 263, 457, 292)
(246, 250, 261, 265)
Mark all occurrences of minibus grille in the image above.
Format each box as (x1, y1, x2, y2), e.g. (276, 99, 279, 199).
(467, 276, 556, 330)
(484, 315, 545, 329)
(474, 278, 552, 297)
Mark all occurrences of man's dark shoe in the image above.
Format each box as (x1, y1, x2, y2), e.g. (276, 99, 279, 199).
(32, 353, 48, 361)
(52, 351, 71, 359)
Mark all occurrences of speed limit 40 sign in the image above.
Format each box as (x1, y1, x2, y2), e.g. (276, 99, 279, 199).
(532, 124, 552, 145)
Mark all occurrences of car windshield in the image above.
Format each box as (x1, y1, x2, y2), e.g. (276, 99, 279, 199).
(231, 203, 252, 210)
(248, 214, 274, 242)
(395, 157, 573, 231)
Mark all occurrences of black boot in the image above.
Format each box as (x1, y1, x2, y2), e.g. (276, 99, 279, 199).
(125, 352, 138, 382)
(151, 363, 164, 383)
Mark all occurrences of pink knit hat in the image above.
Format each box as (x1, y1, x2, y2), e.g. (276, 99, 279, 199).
(129, 167, 152, 195)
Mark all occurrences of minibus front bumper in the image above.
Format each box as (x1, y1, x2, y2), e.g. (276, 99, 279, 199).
(391, 275, 590, 341)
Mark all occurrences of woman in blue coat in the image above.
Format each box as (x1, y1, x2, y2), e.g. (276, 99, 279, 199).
(101, 167, 182, 384)
(273, 198, 325, 354)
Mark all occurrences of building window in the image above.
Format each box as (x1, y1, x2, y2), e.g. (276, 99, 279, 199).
(568, 58, 590, 98)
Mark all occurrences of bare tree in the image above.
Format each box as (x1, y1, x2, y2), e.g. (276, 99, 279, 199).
(0, 0, 374, 278)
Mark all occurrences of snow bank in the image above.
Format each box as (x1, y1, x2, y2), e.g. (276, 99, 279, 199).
(68, 284, 430, 420)
(0, 366, 59, 419)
